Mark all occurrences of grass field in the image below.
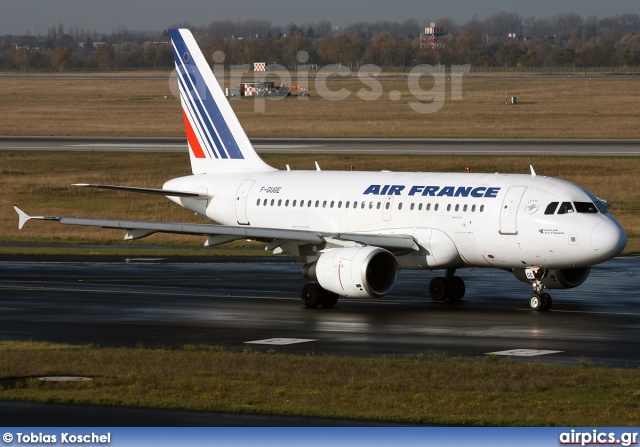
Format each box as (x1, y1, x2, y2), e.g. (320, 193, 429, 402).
(2, 152, 638, 253)
(0, 72, 639, 139)
(1, 341, 639, 426)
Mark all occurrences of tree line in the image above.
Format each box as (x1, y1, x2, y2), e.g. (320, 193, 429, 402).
(2, 12, 640, 71)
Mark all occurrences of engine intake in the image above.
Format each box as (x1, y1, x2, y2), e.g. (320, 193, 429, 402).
(308, 246, 399, 298)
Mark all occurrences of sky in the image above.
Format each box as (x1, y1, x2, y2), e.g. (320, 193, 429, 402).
(2, 0, 638, 36)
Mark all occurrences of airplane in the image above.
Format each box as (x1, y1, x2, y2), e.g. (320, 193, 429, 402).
(14, 28, 627, 311)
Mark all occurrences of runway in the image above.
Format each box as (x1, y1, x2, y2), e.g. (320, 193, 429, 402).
(1, 255, 638, 367)
(1, 136, 640, 156)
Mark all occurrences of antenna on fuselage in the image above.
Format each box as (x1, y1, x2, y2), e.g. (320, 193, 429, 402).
(315, 161, 321, 171)
(530, 165, 536, 177)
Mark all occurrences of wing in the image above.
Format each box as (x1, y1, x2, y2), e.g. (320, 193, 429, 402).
(13, 207, 419, 252)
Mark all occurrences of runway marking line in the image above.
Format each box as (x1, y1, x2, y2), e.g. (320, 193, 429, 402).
(245, 338, 318, 345)
(487, 349, 563, 357)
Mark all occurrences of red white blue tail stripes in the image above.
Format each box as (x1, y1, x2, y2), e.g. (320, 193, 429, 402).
(170, 29, 273, 174)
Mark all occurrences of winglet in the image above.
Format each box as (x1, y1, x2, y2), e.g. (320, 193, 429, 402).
(14, 206, 31, 230)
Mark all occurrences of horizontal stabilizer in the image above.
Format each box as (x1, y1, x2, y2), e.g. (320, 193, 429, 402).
(73, 183, 208, 198)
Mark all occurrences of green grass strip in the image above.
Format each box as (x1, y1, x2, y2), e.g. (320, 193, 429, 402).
(1, 341, 639, 426)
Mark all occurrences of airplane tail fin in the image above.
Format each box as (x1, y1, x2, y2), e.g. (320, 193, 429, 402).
(170, 29, 274, 174)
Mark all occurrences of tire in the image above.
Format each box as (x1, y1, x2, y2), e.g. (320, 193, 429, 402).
(529, 293, 543, 311)
(321, 291, 339, 308)
(429, 277, 448, 302)
(448, 276, 465, 302)
(301, 282, 322, 308)
(540, 293, 553, 311)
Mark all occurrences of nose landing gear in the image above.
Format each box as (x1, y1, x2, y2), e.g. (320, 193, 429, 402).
(526, 267, 553, 311)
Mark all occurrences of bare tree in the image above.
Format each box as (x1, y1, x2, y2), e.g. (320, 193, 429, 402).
(51, 45, 71, 71)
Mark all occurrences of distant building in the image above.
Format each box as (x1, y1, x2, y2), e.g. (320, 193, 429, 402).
(420, 23, 446, 49)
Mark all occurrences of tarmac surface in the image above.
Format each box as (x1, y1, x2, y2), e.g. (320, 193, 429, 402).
(1, 254, 639, 425)
(1, 136, 640, 156)
(1, 254, 638, 366)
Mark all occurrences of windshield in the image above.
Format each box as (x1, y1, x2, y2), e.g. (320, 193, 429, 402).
(574, 202, 599, 213)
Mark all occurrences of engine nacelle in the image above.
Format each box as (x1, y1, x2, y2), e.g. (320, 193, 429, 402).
(513, 266, 591, 289)
(311, 246, 399, 298)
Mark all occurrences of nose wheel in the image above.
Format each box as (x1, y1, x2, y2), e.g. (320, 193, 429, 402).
(529, 292, 552, 311)
(526, 267, 553, 311)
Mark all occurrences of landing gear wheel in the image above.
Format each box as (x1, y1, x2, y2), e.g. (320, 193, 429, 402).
(529, 293, 543, 311)
(448, 276, 465, 302)
(540, 293, 552, 311)
(301, 282, 323, 308)
(321, 291, 339, 308)
(429, 277, 448, 302)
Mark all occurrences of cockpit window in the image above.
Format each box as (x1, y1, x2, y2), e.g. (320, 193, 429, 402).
(557, 202, 575, 214)
(544, 202, 559, 215)
(574, 202, 598, 213)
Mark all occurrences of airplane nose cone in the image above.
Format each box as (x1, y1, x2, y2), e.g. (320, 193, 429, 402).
(592, 219, 627, 257)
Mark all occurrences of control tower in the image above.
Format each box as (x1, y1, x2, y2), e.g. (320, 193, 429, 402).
(420, 22, 446, 49)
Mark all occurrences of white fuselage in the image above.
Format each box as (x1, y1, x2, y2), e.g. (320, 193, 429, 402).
(164, 170, 626, 271)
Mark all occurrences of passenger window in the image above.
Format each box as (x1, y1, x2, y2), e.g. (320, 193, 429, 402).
(455, 204, 460, 212)
(285, 200, 290, 206)
(398, 203, 403, 210)
(557, 202, 574, 214)
(270, 199, 275, 206)
(330, 201, 335, 208)
(369, 202, 373, 209)
(315, 200, 319, 207)
(361, 202, 365, 209)
(278, 199, 282, 206)
(434, 204, 439, 211)
(410, 203, 414, 210)
(447, 204, 451, 211)
(471, 204, 476, 212)
(545, 202, 559, 215)
(263, 199, 267, 206)
(323, 201, 327, 208)
(418, 203, 423, 211)
(463, 204, 468, 212)
(346, 201, 350, 209)
(574, 202, 598, 213)
(426, 203, 430, 211)
(385, 202, 391, 210)
(256, 199, 260, 206)
(377, 202, 381, 209)
(480, 205, 484, 212)
(338, 201, 342, 208)
(292, 200, 296, 207)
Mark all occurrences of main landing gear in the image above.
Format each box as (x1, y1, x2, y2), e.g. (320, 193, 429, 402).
(301, 282, 339, 309)
(526, 266, 553, 311)
(429, 269, 465, 302)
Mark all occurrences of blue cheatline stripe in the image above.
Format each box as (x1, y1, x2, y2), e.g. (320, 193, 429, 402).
(176, 73, 217, 159)
(170, 29, 244, 160)
(173, 47, 227, 159)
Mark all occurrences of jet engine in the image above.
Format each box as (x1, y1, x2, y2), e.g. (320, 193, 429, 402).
(304, 246, 399, 298)
(513, 266, 591, 289)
